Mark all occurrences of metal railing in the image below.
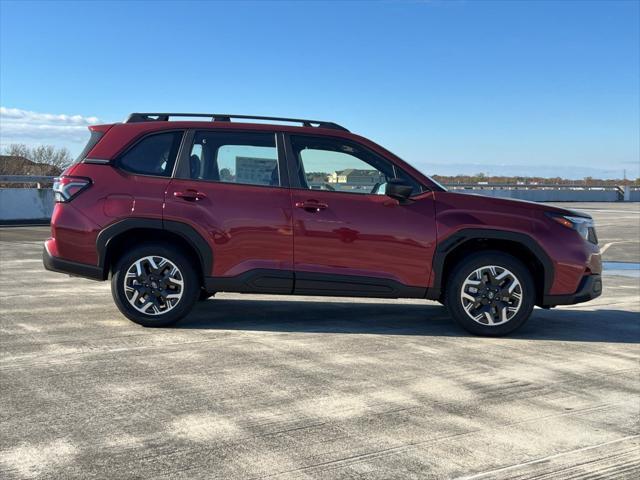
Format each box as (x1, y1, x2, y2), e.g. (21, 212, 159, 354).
(0, 175, 56, 188)
(0, 175, 55, 183)
(442, 183, 633, 192)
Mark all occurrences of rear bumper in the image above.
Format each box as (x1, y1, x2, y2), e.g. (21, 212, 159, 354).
(43, 244, 104, 281)
(542, 274, 602, 307)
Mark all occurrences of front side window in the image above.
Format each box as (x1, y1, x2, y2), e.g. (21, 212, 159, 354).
(290, 135, 422, 195)
(118, 131, 183, 177)
(187, 131, 280, 187)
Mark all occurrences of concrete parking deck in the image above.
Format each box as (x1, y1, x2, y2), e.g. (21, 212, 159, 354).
(0, 203, 638, 479)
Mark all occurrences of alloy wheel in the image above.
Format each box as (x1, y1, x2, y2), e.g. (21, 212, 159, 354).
(123, 256, 184, 315)
(460, 265, 523, 326)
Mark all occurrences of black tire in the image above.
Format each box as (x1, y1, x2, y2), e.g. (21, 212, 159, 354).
(445, 251, 535, 336)
(111, 242, 200, 327)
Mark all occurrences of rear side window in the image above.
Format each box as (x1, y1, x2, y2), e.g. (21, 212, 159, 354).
(186, 131, 280, 187)
(118, 131, 183, 177)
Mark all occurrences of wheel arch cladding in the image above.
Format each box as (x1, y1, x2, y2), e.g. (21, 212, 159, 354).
(429, 229, 553, 304)
(96, 219, 213, 280)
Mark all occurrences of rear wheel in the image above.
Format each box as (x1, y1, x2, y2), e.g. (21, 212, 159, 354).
(445, 251, 535, 336)
(111, 243, 200, 327)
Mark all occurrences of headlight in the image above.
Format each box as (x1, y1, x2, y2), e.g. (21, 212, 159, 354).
(547, 213, 598, 244)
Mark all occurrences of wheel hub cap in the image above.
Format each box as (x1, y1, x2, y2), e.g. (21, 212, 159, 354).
(460, 265, 523, 326)
(124, 255, 184, 315)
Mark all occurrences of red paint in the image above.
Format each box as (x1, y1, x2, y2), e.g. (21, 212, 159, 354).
(47, 119, 601, 301)
(164, 178, 293, 277)
(433, 191, 602, 294)
(291, 189, 437, 287)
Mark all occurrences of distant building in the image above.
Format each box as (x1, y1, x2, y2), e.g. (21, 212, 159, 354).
(328, 168, 384, 186)
(306, 173, 328, 189)
(235, 157, 278, 185)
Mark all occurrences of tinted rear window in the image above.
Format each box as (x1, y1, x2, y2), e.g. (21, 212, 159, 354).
(118, 131, 183, 177)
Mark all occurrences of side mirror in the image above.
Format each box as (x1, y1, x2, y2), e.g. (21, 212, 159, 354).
(385, 178, 413, 204)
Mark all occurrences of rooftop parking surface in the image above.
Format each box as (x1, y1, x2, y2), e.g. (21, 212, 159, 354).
(0, 202, 638, 479)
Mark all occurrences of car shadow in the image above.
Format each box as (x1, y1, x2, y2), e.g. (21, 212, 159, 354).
(177, 298, 640, 343)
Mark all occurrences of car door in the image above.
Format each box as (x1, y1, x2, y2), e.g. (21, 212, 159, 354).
(164, 130, 294, 293)
(287, 134, 437, 297)
(106, 130, 185, 222)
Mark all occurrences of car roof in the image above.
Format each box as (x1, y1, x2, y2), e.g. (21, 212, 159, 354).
(85, 114, 442, 191)
(125, 113, 349, 132)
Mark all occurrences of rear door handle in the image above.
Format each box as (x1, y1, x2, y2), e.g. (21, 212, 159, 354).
(174, 190, 207, 201)
(295, 200, 328, 213)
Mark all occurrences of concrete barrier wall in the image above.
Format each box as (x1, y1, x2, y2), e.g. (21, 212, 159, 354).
(450, 189, 621, 202)
(0, 188, 55, 221)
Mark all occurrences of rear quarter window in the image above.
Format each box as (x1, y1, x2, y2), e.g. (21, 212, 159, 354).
(117, 131, 184, 177)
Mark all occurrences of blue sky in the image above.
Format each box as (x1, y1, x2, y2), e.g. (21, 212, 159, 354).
(1, 0, 638, 179)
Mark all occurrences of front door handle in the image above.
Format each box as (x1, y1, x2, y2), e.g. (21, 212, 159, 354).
(295, 200, 328, 213)
(174, 189, 207, 201)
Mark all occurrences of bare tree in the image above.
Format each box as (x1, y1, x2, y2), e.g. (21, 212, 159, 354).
(3, 144, 73, 170)
(3, 144, 29, 159)
(29, 145, 73, 170)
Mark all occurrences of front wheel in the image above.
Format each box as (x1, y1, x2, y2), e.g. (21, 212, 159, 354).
(111, 243, 200, 327)
(445, 252, 535, 336)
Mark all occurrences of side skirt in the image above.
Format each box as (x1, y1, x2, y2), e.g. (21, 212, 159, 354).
(204, 269, 427, 299)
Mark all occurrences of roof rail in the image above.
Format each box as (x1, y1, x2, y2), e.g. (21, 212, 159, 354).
(125, 113, 349, 132)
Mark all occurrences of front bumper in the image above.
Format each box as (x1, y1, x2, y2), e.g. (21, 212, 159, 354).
(542, 274, 602, 307)
(43, 244, 104, 281)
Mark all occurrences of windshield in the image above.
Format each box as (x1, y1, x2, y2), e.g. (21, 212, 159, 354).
(426, 174, 447, 191)
(391, 151, 448, 191)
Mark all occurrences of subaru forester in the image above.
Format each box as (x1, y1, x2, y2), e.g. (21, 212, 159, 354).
(43, 113, 602, 335)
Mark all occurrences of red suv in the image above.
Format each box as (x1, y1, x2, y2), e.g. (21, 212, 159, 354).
(43, 113, 602, 335)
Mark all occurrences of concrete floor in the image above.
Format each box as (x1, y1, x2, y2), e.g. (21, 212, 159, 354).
(0, 203, 638, 479)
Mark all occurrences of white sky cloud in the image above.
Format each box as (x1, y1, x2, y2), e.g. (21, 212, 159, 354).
(0, 106, 100, 144)
(0, 107, 99, 125)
